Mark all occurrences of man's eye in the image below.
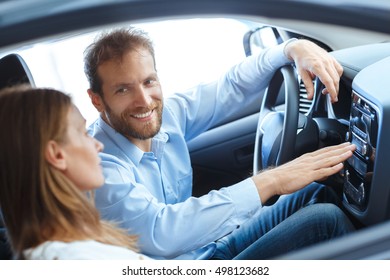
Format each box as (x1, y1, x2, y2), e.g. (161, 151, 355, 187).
(116, 88, 128, 94)
(145, 79, 156, 86)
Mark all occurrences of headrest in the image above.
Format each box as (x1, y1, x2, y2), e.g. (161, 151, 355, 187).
(0, 53, 33, 259)
(0, 53, 35, 89)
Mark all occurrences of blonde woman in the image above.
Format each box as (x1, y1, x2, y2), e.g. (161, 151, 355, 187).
(0, 85, 150, 259)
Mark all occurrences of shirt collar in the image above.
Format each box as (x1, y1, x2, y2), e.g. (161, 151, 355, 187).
(97, 116, 169, 166)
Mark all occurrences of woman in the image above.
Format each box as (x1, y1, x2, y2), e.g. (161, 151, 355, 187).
(0, 85, 150, 259)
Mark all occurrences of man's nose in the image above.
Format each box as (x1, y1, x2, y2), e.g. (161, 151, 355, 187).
(134, 86, 152, 106)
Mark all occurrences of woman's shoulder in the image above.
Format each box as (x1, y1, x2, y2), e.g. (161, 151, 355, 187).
(23, 240, 152, 260)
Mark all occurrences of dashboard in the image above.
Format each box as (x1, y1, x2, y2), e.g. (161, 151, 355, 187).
(330, 43, 390, 225)
(281, 45, 390, 259)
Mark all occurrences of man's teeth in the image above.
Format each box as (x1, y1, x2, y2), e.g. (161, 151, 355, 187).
(133, 111, 152, 118)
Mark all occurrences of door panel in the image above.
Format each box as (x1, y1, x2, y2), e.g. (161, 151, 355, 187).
(188, 113, 258, 196)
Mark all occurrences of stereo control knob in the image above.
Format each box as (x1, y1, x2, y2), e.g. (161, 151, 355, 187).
(345, 131, 350, 142)
(345, 170, 350, 181)
(358, 183, 365, 204)
(361, 144, 368, 156)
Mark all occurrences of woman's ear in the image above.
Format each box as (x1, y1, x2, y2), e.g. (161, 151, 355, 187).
(45, 140, 67, 170)
(87, 89, 105, 113)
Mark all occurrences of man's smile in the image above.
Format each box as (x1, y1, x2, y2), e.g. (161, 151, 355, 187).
(131, 109, 154, 119)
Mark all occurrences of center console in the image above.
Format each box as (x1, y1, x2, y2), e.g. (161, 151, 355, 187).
(344, 92, 378, 211)
(343, 56, 390, 225)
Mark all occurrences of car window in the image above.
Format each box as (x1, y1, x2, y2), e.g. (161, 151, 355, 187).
(14, 18, 249, 125)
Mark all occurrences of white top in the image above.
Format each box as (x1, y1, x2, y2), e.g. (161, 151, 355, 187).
(23, 240, 152, 260)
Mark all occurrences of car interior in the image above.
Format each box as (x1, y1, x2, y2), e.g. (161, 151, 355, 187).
(0, 0, 390, 260)
(273, 40, 390, 259)
(188, 26, 390, 257)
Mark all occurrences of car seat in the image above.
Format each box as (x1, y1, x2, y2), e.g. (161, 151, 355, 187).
(0, 212, 11, 259)
(0, 53, 35, 259)
(0, 53, 35, 89)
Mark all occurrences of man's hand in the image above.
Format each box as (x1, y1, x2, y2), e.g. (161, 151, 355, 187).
(252, 142, 356, 205)
(284, 39, 343, 103)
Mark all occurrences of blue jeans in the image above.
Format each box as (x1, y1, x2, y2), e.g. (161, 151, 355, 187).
(212, 183, 355, 259)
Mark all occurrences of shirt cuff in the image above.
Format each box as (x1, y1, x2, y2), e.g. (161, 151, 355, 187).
(227, 177, 262, 216)
(265, 38, 297, 68)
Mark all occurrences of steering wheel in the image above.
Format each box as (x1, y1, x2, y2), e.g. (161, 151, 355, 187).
(253, 65, 300, 204)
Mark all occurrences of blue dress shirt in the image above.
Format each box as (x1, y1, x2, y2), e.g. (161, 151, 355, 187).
(89, 41, 291, 259)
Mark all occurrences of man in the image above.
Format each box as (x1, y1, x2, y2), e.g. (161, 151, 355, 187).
(84, 28, 355, 259)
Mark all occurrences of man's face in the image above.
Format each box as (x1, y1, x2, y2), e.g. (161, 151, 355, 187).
(96, 49, 163, 143)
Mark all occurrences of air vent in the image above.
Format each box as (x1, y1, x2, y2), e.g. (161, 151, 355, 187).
(298, 78, 314, 114)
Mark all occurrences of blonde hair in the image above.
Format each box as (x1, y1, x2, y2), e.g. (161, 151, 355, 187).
(0, 85, 137, 258)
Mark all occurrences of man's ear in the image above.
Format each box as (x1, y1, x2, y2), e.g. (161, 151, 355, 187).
(45, 140, 67, 171)
(87, 89, 105, 113)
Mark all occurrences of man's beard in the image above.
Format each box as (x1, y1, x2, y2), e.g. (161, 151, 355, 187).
(104, 100, 163, 140)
